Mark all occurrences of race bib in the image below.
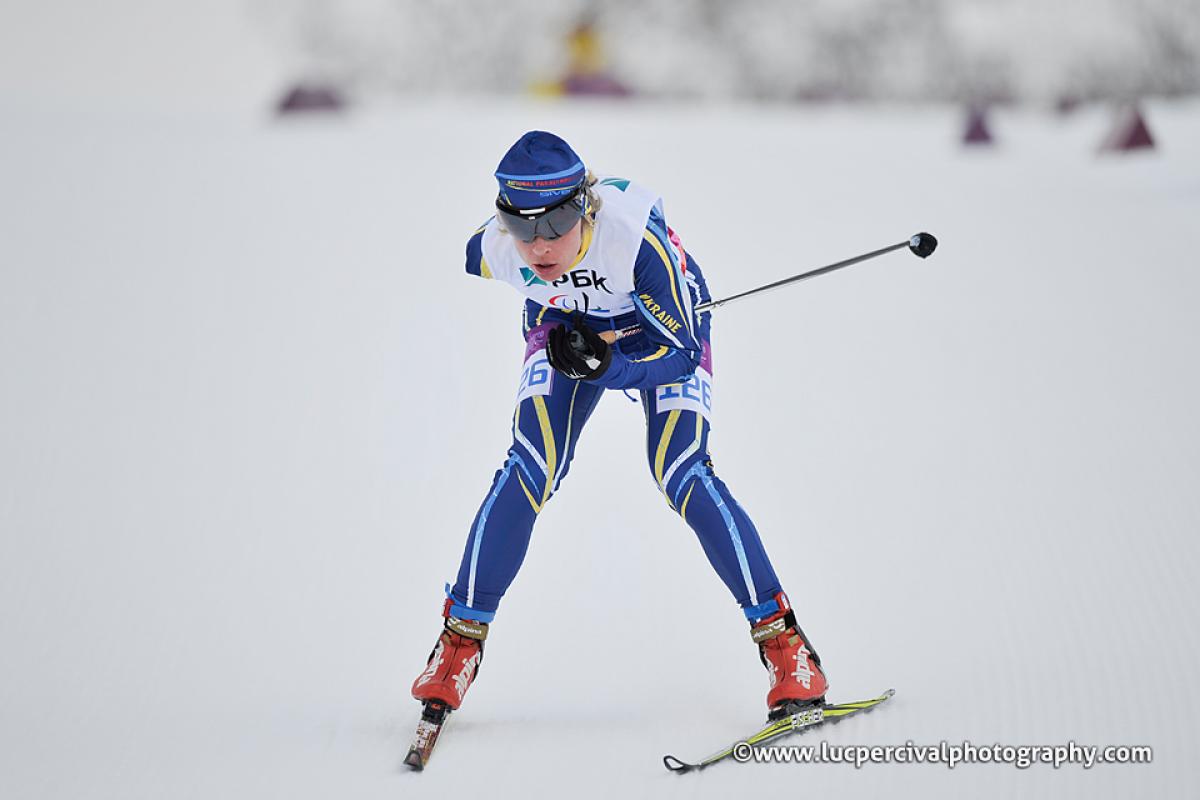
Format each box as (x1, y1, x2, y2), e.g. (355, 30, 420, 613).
(655, 365, 713, 421)
(517, 324, 555, 403)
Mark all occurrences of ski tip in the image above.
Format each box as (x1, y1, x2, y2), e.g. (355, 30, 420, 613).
(882, 688, 896, 699)
(663, 754, 694, 774)
(403, 750, 425, 771)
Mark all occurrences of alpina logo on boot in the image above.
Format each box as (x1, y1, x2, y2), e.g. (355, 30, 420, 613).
(792, 644, 815, 690)
(447, 616, 488, 640)
(453, 652, 481, 701)
(751, 618, 788, 643)
(415, 640, 446, 688)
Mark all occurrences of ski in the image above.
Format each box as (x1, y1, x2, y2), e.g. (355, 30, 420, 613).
(404, 699, 452, 771)
(662, 689, 895, 773)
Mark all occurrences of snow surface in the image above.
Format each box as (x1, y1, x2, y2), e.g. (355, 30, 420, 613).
(2, 97, 1199, 798)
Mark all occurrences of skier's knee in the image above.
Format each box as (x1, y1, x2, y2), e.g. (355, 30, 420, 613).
(505, 444, 576, 509)
(654, 457, 714, 511)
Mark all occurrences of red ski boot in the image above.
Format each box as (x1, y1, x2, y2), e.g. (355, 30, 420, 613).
(411, 601, 488, 710)
(751, 600, 827, 718)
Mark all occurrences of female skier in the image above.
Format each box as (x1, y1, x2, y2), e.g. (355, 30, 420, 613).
(410, 131, 827, 719)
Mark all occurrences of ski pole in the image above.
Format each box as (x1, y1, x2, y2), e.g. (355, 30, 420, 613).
(598, 232, 938, 344)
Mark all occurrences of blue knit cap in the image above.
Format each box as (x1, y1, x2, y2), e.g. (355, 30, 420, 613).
(495, 131, 586, 210)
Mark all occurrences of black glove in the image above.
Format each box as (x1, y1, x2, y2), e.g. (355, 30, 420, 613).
(545, 313, 612, 380)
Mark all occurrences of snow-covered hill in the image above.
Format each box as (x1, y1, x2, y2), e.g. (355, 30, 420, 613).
(1, 98, 1198, 798)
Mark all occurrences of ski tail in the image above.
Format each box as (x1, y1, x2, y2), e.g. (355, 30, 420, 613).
(405, 700, 451, 771)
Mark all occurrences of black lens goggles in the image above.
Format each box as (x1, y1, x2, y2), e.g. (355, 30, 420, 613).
(495, 187, 586, 242)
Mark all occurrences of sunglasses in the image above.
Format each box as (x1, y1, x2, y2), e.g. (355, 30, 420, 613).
(495, 187, 586, 242)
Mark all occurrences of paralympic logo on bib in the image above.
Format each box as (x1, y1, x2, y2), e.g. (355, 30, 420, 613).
(547, 294, 611, 314)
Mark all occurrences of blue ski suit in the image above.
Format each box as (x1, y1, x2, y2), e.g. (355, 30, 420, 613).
(445, 177, 787, 624)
